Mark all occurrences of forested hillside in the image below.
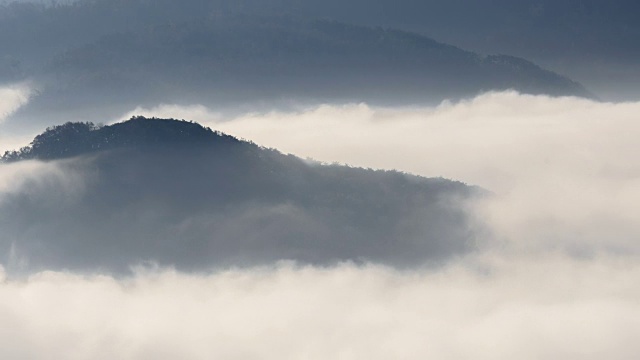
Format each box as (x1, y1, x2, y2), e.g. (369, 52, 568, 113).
(1, 117, 480, 273)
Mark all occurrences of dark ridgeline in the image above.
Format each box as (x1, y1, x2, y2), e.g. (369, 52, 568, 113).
(2, 117, 240, 161)
(0, 117, 482, 274)
(0, 0, 593, 127)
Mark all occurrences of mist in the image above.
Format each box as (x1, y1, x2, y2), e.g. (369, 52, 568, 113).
(1, 0, 638, 353)
(0, 83, 30, 124)
(123, 91, 640, 257)
(0, 83, 33, 155)
(0, 259, 638, 359)
(2, 91, 640, 356)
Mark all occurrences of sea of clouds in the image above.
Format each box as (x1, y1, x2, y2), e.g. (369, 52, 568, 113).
(1, 89, 640, 358)
(0, 259, 638, 359)
(124, 91, 640, 257)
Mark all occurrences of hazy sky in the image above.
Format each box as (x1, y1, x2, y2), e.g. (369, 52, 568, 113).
(2, 88, 640, 358)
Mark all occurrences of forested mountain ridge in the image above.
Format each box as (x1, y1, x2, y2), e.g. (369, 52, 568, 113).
(1, 117, 241, 161)
(0, 117, 480, 273)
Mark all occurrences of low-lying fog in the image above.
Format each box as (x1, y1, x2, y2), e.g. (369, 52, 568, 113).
(124, 91, 640, 258)
(1, 88, 639, 358)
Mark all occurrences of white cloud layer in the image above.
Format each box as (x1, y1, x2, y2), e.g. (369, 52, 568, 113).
(0, 259, 638, 360)
(122, 92, 640, 256)
(2, 91, 640, 358)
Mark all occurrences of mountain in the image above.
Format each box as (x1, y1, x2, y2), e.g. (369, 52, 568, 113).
(292, 0, 640, 100)
(0, 1, 591, 126)
(0, 117, 481, 273)
(161, 0, 637, 100)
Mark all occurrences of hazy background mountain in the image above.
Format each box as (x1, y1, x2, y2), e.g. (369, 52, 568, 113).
(283, 0, 639, 101)
(0, 0, 592, 130)
(1, 0, 632, 102)
(0, 117, 479, 274)
(3, 95, 640, 359)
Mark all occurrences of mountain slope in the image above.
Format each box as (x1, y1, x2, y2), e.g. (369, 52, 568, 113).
(0, 117, 481, 273)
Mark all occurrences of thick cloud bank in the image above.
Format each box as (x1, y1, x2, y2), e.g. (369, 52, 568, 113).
(0, 260, 639, 359)
(1, 91, 639, 357)
(123, 92, 640, 257)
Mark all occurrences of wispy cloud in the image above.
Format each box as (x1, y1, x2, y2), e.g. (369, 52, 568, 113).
(0, 83, 34, 153)
(0, 83, 31, 124)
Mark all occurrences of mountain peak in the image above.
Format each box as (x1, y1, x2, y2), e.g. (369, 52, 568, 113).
(2, 116, 242, 161)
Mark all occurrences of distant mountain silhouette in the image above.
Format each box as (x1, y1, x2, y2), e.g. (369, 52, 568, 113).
(0, 0, 593, 126)
(1, 117, 482, 274)
(43, 18, 590, 103)
(277, 0, 639, 100)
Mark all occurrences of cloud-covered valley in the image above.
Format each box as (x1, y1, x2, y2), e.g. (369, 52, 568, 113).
(2, 91, 640, 358)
